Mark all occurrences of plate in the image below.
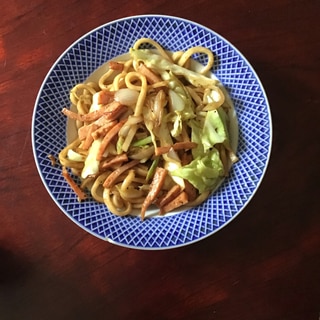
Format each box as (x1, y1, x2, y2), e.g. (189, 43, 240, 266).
(32, 15, 272, 249)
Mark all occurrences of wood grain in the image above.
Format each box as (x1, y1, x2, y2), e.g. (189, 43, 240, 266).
(1, 0, 319, 319)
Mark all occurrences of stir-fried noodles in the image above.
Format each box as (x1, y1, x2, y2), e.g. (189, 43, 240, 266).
(58, 38, 238, 219)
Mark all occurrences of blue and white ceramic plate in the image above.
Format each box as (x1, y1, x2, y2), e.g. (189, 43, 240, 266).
(32, 15, 272, 249)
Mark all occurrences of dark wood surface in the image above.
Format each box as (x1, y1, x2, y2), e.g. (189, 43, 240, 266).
(1, 1, 319, 319)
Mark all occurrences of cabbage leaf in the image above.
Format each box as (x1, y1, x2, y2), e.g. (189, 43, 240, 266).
(171, 148, 224, 193)
(131, 48, 233, 194)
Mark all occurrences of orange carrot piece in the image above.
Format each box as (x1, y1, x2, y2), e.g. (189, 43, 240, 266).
(96, 120, 126, 161)
(81, 124, 98, 150)
(96, 90, 115, 104)
(109, 61, 124, 71)
(155, 141, 198, 156)
(78, 124, 90, 141)
(181, 152, 193, 166)
(62, 166, 86, 201)
(141, 167, 168, 220)
(100, 153, 129, 170)
(61, 106, 106, 122)
(62, 101, 125, 123)
(103, 102, 127, 122)
(137, 63, 162, 84)
(155, 184, 181, 208)
(160, 191, 188, 215)
(91, 120, 117, 140)
(102, 159, 140, 188)
(183, 179, 198, 202)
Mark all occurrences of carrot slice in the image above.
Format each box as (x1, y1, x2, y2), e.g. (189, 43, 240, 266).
(181, 152, 193, 166)
(100, 153, 129, 170)
(102, 159, 140, 189)
(102, 102, 127, 122)
(137, 63, 162, 84)
(141, 167, 168, 220)
(81, 124, 98, 150)
(61, 107, 104, 122)
(62, 101, 125, 123)
(155, 184, 181, 208)
(96, 90, 115, 104)
(183, 179, 198, 202)
(155, 141, 198, 156)
(62, 166, 86, 201)
(160, 191, 188, 215)
(96, 120, 126, 161)
(109, 61, 124, 71)
(91, 120, 117, 140)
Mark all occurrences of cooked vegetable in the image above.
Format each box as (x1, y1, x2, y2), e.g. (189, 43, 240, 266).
(58, 38, 238, 219)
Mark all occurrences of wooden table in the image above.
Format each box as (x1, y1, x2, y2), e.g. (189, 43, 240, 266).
(1, 1, 319, 319)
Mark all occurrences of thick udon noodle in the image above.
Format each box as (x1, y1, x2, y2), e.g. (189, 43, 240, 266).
(59, 38, 237, 219)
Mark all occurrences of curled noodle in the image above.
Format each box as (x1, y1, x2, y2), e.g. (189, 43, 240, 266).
(58, 38, 237, 219)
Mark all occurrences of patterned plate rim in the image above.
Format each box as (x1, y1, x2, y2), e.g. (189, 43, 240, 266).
(31, 14, 273, 250)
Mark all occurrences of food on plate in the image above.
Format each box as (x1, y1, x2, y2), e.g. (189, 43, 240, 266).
(58, 38, 238, 219)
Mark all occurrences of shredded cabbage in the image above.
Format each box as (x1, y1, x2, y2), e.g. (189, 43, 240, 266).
(172, 148, 224, 193)
(131, 48, 234, 194)
(174, 109, 230, 192)
(130, 49, 219, 89)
